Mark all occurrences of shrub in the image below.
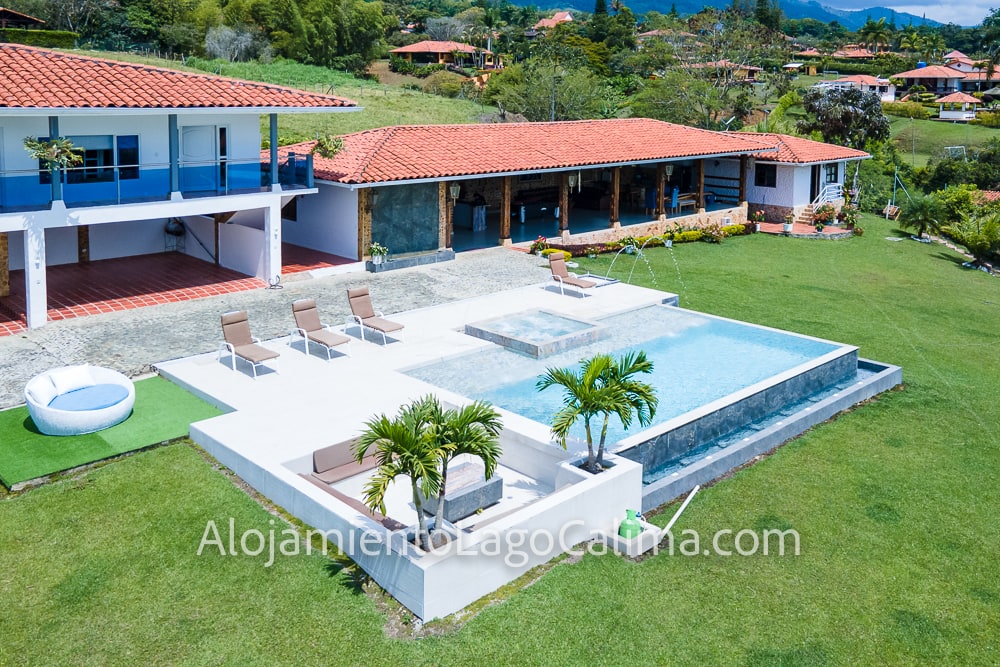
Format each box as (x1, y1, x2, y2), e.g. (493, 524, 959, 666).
(882, 101, 931, 119)
(971, 111, 1000, 128)
(1, 28, 77, 49)
(540, 248, 572, 261)
(721, 223, 746, 236)
(675, 230, 703, 243)
(701, 221, 726, 243)
(812, 203, 837, 224)
(421, 71, 465, 98)
(389, 55, 446, 78)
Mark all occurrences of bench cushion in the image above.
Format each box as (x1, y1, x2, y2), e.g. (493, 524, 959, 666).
(48, 384, 130, 412)
(312, 456, 378, 484)
(49, 365, 95, 395)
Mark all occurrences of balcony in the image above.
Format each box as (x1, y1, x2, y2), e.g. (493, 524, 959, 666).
(0, 154, 314, 214)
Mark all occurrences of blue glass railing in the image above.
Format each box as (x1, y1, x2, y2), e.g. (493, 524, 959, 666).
(0, 154, 314, 213)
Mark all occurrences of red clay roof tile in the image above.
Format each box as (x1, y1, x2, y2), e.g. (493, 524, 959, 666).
(737, 133, 870, 164)
(0, 44, 355, 109)
(274, 119, 778, 184)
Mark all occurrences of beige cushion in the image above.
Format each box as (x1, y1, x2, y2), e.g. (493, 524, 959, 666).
(233, 343, 279, 363)
(361, 315, 404, 334)
(347, 287, 376, 320)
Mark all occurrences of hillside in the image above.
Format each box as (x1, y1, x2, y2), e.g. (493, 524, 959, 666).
(524, 0, 946, 29)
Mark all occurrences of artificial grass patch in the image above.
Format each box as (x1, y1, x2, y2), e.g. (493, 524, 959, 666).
(0, 375, 221, 487)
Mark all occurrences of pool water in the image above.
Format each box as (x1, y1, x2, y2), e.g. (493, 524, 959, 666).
(475, 311, 593, 342)
(407, 306, 844, 446)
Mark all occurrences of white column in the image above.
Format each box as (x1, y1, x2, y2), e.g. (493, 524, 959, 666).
(23, 221, 47, 329)
(263, 200, 282, 285)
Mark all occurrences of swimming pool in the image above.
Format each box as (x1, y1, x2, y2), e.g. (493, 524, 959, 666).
(406, 305, 856, 451)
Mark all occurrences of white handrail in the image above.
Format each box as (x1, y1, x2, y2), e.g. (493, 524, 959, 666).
(811, 183, 842, 208)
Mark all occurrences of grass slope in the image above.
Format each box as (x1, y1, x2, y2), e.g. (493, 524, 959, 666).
(889, 116, 999, 168)
(1, 215, 998, 664)
(0, 376, 221, 486)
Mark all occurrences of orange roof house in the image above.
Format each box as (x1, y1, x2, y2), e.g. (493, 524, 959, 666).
(0, 6, 44, 29)
(892, 64, 966, 94)
(533, 11, 573, 30)
(390, 40, 499, 69)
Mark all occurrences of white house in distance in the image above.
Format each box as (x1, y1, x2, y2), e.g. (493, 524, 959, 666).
(0, 44, 357, 328)
(892, 64, 965, 95)
(816, 74, 896, 103)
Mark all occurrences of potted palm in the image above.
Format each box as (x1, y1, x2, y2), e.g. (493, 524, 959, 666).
(536, 352, 657, 473)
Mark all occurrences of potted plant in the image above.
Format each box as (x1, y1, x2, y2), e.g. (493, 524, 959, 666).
(837, 206, 859, 230)
(529, 235, 548, 256)
(783, 213, 795, 234)
(815, 222, 825, 232)
(749, 209, 766, 233)
(812, 203, 837, 226)
(585, 246, 599, 259)
(368, 241, 388, 265)
(620, 236, 640, 254)
(536, 352, 658, 474)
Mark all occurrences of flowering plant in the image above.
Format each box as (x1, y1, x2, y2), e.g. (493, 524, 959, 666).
(529, 236, 549, 253)
(751, 209, 766, 223)
(812, 203, 837, 225)
(783, 212, 795, 224)
(368, 241, 389, 257)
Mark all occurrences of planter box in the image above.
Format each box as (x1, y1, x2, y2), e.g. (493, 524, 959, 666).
(366, 249, 456, 273)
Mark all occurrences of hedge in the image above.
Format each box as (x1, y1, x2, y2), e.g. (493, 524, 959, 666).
(0, 29, 78, 49)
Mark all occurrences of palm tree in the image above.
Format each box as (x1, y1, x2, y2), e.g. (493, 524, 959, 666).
(355, 398, 442, 549)
(423, 400, 503, 536)
(943, 212, 1000, 267)
(899, 195, 942, 239)
(537, 352, 658, 472)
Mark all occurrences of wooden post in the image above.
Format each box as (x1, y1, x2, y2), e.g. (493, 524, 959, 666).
(656, 164, 666, 217)
(77, 226, 90, 264)
(437, 182, 448, 250)
(358, 189, 373, 260)
(559, 172, 570, 235)
(739, 155, 748, 203)
(696, 159, 705, 208)
(500, 176, 512, 245)
(0, 233, 8, 298)
(609, 167, 620, 227)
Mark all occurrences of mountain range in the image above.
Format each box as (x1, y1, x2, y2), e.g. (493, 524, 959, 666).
(523, 0, 946, 29)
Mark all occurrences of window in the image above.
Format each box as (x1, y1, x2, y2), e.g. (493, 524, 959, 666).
(825, 163, 838, 183)
(116, 135, 139, 180)
(37, 134, 139, 184)
(754, 163, 776, 188)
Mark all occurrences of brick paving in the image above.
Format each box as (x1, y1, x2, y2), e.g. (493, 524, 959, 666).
(0, 247, 551, 409)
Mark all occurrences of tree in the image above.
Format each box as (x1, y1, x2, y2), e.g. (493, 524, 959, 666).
(798, 87, 890, 149)
(483, 55, 606, 122)
(355, 398, 443, 549)
(898, 195, 942, 238)
(857, 17, 892, 53)
(536, 352, 657, 472)
(422, 399, 502, 539)
(944, 212, 1000, 267)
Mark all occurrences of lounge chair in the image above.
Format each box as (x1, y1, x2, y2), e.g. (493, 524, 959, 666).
(219, 310, 279, 378)
(347, 286, 404, 344)
(549, 255, 596, 297)
(291, 298, 350, 360)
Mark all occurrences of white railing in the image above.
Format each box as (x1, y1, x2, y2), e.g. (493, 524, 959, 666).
(812, 183, 843, 208)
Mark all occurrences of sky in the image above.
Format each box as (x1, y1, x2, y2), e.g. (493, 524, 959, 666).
(824, 0, 994, 27)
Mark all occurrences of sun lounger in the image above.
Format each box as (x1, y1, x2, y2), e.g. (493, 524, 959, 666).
(291, 298, 350, 360)
(219, 310, 279, 378)
(549, 255, 596, 297)
(347, 286, 404, 344)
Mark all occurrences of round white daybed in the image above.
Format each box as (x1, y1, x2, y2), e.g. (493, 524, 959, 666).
(24, 365, 136, 436)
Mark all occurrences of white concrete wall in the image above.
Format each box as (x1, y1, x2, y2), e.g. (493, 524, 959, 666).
(90, 219, 167, 261)
(180, 214, 265, 278)
(746, 163, 798, 207)
(283, 184, 359, 260)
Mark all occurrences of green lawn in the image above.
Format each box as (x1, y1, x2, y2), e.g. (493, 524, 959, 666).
(1, 215, 998, 664)
(890, 116, 1000, 168)
(0, 376, 221, 487)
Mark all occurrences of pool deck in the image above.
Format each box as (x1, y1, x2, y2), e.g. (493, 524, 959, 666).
(156, 279, 673, 523)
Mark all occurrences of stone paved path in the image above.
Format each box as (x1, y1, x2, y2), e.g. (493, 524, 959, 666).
(0, 248, 549, 409)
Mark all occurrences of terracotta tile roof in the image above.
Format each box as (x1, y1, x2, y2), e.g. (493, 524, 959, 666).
(937, 92, 980, 104)
(738, 133, 870, 164)
(534, 11, 573, 29)
(834, 74, 890, 85)
(944, 50, 967, 59)
(832, 47, 876, 58)
(0, 43, 356, 110)
(795, 48, 821, 57)
(690, 60, 763, 71)
(893, 64, 965, 79)
(275, 119, 777, 185)
(390, 41, 490, 55)
(978, 190, 1000, 202)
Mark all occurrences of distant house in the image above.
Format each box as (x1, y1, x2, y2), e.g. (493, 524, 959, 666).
(689, 60, 763, 82)
(389, 40, 499, 69)
(0, 6, 44, 29)
(533, 11, 572, 31)
(943, 50, 968, 60)
(0, 44, 357, 329)
(817, 74, 896, 102)
(936, 92, 980, 121)
(892, 64, 965, 95)
(794, 47, 822, 58)
(832, 45, 877, 59)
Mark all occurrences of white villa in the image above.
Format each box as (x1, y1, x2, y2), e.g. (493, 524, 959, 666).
(0, 44, 357, 329)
